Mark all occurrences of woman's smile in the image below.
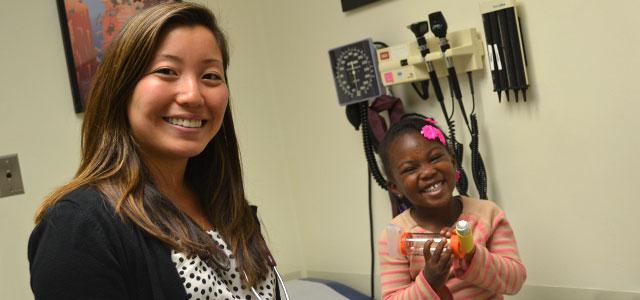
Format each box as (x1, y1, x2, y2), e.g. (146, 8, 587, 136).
(163, 117, 206, 128)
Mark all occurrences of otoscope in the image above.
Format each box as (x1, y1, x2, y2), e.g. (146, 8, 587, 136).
(408, 21, 444, 102)
(429, 11, 471, 131)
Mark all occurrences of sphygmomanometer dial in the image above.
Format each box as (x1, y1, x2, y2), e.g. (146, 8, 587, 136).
(329, 39, 383, 106)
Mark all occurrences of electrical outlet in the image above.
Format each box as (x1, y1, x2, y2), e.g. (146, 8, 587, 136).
(0, 154, 25, 198)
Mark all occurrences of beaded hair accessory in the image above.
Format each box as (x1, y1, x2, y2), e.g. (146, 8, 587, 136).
(420, 118, 446, 146)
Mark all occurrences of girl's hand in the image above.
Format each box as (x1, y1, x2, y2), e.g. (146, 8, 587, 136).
(441, 226, 476, 264)
(422, 239, 452, 289)
(439, 226, 454, 238)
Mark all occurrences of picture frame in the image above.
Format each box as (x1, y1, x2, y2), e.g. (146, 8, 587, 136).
(56, 0, 179, 113)
(341, 0, 383, 12)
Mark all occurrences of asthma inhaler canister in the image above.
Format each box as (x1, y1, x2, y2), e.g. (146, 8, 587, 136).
(450, 220, 474, 258)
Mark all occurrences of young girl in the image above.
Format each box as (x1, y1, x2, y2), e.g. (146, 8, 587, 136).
(28, 3, 280, 299)
(378, 114, 526, 299)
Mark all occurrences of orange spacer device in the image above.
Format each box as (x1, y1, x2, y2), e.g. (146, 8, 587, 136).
(388, 221, 474, 259)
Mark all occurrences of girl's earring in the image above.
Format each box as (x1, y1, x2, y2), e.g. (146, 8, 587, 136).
(455, 170, 461, 182)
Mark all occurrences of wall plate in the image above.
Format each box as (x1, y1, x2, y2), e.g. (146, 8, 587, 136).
(376, 28, 485, 86)
(0, 154, 25, 198)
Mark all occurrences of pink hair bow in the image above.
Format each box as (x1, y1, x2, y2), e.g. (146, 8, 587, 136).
(421, 124, 446, 145)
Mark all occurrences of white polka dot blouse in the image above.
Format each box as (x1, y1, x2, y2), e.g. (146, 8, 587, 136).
(172, 229, 276, 300)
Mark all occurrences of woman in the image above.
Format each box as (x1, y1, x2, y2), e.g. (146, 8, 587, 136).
(29, 3, 278, 299)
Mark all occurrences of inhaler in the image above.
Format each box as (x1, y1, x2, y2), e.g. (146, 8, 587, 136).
(386, 220, 474, 259)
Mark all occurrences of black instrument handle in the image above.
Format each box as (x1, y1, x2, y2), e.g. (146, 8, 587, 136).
(428, 70, 444, 102)
(506, 8, 526, 91)
(497, 10, 515, 92)
(447, 67, 462, 101)
(481, 14, 499, 93)
(489, 12, 507, 97)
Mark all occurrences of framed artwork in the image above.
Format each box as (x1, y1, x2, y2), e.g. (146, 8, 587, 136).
(341, 0, 382, 12)
(56, 0, 178, 113)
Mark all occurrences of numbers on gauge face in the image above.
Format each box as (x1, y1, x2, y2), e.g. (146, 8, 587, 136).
(334, 47, 376, 99)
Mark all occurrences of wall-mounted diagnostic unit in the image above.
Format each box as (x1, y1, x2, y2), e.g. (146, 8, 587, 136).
(376, 28, 485, 87)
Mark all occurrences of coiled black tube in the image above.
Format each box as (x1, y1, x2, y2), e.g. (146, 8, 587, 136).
(447, 120, 468, 196)
(360, 101, 387, 189)
(470, 114, 488, 199)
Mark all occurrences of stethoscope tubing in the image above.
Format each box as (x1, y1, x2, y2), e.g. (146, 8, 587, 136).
(247, 266, 290, 300)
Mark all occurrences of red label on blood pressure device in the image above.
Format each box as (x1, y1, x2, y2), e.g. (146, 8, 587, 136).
(384, 72, 393, 83)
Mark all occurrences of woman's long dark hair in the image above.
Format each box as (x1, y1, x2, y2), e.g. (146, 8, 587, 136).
(35, 2, 270, 286)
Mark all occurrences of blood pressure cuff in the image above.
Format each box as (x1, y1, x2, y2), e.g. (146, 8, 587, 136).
(367, 95, 405, 152)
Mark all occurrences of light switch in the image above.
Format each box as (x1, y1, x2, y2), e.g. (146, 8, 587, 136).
(0, 154, 25, 198)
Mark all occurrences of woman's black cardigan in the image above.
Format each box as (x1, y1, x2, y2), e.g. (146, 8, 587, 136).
(28, 187, 279, 300)
(28, 187, 188, 299)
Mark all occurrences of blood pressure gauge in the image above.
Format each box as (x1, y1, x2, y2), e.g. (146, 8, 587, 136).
(329, 39, 383, 106)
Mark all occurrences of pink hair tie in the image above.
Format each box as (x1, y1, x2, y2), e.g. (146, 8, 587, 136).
(421, 124, 446, 146)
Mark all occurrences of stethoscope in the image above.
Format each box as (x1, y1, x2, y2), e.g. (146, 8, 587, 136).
(245, 251, 290, 300)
